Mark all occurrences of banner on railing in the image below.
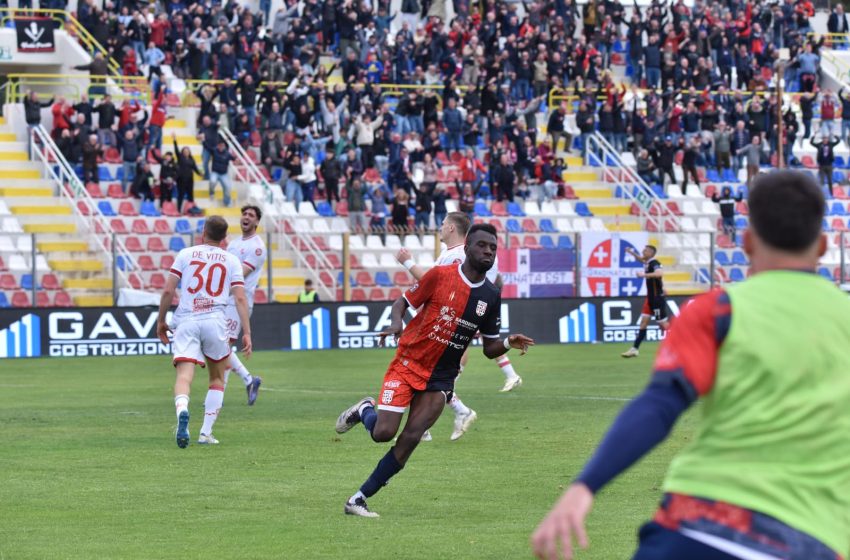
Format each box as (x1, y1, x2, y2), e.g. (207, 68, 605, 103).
(0, 295, 696, 359)
(580, 232, 648, 297)
(497, 248, 575, 298)
(15, 18, 55, 52)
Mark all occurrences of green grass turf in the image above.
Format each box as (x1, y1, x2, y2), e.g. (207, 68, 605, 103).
(0, 342, 699, 559)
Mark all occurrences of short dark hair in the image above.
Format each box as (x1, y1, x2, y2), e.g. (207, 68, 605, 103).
(445, 212, 471, 236)
(645, 244, 657, 256)
(241, 205, 263, 220)
(204, 216, 229, 242)
(466, 223, 498, 241)
(304, 279, 313, 287)
(749, 171, 824, 252)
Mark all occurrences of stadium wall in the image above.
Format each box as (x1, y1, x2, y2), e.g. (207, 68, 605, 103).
(0, 296, 692, 359)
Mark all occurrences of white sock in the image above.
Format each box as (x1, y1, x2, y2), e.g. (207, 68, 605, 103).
(350, 490, 365, 503)
(174, 394, 189, 419)
(496, 356, 518, 380)
(229, 353, 253, 387)
(449, 394, 471, 416)
(200, 385, 224, 436)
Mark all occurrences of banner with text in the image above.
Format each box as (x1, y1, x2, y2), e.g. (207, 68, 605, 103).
(497, 248, 575, 298)
(580, 232, 649, 297)
(15, 18, 55, 53)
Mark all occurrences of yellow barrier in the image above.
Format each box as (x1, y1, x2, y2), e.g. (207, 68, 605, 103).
(8, 73, 150, 105)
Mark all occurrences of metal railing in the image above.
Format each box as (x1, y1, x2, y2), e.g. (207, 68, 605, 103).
(30, 125, 136, 297)
(7, 73, 150, 105)
(218, 126, 275, 204)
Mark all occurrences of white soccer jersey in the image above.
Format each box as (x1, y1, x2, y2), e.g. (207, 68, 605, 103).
(436, 243, 500, 283)
(227, 234, 267, 306)
(169, 244, 245, 325)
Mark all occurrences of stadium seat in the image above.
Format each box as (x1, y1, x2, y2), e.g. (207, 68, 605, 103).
(369, 288, 386, 301)
(125, 236, 144, 252)
(98, 167, 114, 182)
(729, 268, 746, 282)
(317, 202, 335, 217)
(540, 235, 555, 249)
(174, 219, 192, 234)
(388, 288, 403, 300)
(118, 201, 138, 217)
(522, 219, 540, 233)
(140, 201, 160, 217)
(161, 201, 180, 217)
(0, 292, 9, 308)
(169, 237, 186, 252)
(800, 155, 816, 169)
(35, 291, 50, 307)
(150, 219, 169, 234)
(110, 219, 129, 234)
(523, 235, 542, 249)
(474, 202, 492, 217)
(831, 202, 847, 216)
(832, 218, 848, 232)
(147, 237, 167, 252)
(98, 201, 117, 217)
(138, 255, 156, 271)
(77, 201, 92, 216)
(41, 273, 60, 290)
(351, 288, 368, 301)
(557, 236, 574, 250)
(507, 202, 525, 217)
(574, 202, 593, 217)
(818, 267, 835, 281)
(355, 271, 375, 287)
(666, 202, 684, 216)
(11, 291, 30, 307)
(731, 250, 748, 266)
(488, 219, 505, 233)
(715, 251, 731, 266)
(20, 274, 35, 291)
(837, 156, 849, 169)
(539, 219, 557, 233)
(0, 273, 17, 290)
(375, 272, 392, 287)
(254, 290, 268, 304)
(128, 273, 143, 290)
(104, 147, 121, 164)
(393, 271, 414, 287)
(506, 219, 522, 233)
(107, 184, 127, 199)
(147, 273, 166, 290)
(86, 183, 105, 198)
(131, 219, 151, 234)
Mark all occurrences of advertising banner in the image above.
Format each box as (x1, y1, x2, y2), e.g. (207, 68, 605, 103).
(15, 18, 55, 53)
(497, 248, 575, 298)
(579, 232, 649, 297)
(0, 295, 696, 359)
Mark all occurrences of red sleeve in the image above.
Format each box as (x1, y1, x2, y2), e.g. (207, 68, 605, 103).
(652, 289, 731, 399)
(403, 266, 442, 309)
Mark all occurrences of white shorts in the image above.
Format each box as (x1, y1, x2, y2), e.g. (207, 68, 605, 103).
(172, 318, 231, 367)
(224, 303, 253, 341)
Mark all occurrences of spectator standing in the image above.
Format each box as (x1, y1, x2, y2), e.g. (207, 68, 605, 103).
(148, 90, 168, 154)
(493, 153, 516, 202)
(354, 111, 383, 169)
(819, 90, 839, 138)
(345, 177, 368, 233)
(736, 136, 765, 188)
(442, 98, 463, 154)
(172, 133, 201, 213)
(414, 183, 432, 230)
(94, 94, 117, 148)
(119, 129, 141, 193)
(713, 122, 732, 173)
(680, 137, 701, 195)
(81, 134, 102, 185)
(198, 115, 218, 179)
(209, 140, 235, 207)
(152, 149, 178, 206)
(712, 186, 744, 242)
(23, 91, 53, 157)
(431, 183, 448, 227)
(811, 135, 841, 196)
(319, 149, 343, 211)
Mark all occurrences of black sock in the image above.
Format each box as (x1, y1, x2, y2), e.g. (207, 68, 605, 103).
(361, 405, 377, 435)
(634, 328, 647, 349)
(359, 448, 404, 498)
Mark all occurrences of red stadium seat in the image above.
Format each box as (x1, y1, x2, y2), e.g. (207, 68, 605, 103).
(349, 254, 363, 269)
(336, 201, 349, 217)
(107, 183, 127, 199)
(835, 187, 850, 200)
(735, 201, 749, 215)
(138, 255, 156, 271)
(351, 288, 368, 301)
(128, 273, 143, 290)
(666, 202, 684, 216)
(563, 185, 577, 199)
(522, 219, 540, 233)
(801, 155, 817, 169)
(131, 219, 151, 234)
(253, 289, 268, 304)
(125, 236, 144, 252)
(716, 235, 735, 249)
(491, 202, 508, 217)
(147, 273, 166, 290)
(118, 201, 138, 216)
(488, 219, 504, 233)
(11, 291, 30, 307)
(319, 271, 334, 287)
(77, 200, 92, 216)
(523, 235, 542, 249)
(53, 291, 73, 307)
(393, 270, 414, 287)
(161, 201, 180, 217)
(355, 271, 375, 287)
(312, 236, 330, 251)
(704, 184, 718, 199)
(160, 255, 174, 270)
(832, 218, 848, 232)
(0, 256, 6, 271)
(86, 183, 105, 198)
(0, 273, 18, 290)
(368, 288, 386, 301)
(510, 235, 522, 247)
(388, 288, 403, 300)
(104, 147, 121, 163)
(110, 219, 128, 234)
(153, 219, 171, 234)
(41, 273, 60, 290)
(35, 291, 50, 307)
(327, 253, 342, 269)
(147, 236, 167, 252)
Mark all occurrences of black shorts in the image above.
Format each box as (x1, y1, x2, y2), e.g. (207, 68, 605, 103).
(642, 297, 668, 321)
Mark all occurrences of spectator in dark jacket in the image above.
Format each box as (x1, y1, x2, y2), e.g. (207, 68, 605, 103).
(547, 105, 566, 153)
(198, 115, 219, 179)
(812, 135, 841, 196)
(442, 98, 463, 154)
(81, 134, 102, 186)
(119, 129, 141, 193)
(130, 162, 155, 201)
(653, 136, 677, 189)
(493, 153, 516, 202)
(172, 133, 201, 213)
(681, 136, 701, 195)
(209, 140, 235, 207)
(94, 94, 117, 147)
(23, 91, 54, 157)
(319, 149, 343, 207)
(712, 186, 744, 241)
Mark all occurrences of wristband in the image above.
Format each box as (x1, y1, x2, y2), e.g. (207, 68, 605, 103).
(402, 259, 415, 270)
(503, 337, 512, 351)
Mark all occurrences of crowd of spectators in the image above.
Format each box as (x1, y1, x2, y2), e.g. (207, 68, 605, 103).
(26, 0, 846, 230)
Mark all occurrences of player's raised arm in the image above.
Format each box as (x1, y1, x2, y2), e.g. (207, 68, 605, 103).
(625, 246, 646, 263)
(395, 247, 426, 280)
(156, 273, 180, 344)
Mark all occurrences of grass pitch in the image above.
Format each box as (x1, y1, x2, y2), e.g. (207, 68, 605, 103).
(0, 343, 698, 559)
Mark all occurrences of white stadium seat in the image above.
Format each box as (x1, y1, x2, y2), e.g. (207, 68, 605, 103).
(556, 218, 572, 232)
(0, 201, 9, 215)
(2, 218, 23, 233)
(366, 235, 384, 250)
(445, 200, 458, 213)
(385, 235, 402, 250)
(404, 236, 423, 250)
(0, 236, 14, 251)
(379, 253, 398, 268)
(682, 201, 700, 215)
(556, 201, 577, 216)
(349, 235, 365, 250)
(294, 219, 312, 233)
(422, 235, 436, 250)
(298, 203, 318, 217)
(665, 234, 682, 248)
(571, 218, 589, 232)
(417, 252, 434, 267)
(35, 255, 49, 272)
(680, 217, 698, 232)
(524, 201, 540, 216)
(361, 252, 379, 268)
(589, 218, 607, 232)
(330, 218, 349, 233)
(540, 201, 558, 215)
(697, 217, 714, 231)
(312, 220, 331, 233)
(329, 235, 343, 251)
(8, 254, 28, 271)
(700, 201, 720, 215)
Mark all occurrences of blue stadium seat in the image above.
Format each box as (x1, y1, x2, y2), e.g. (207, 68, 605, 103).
(116, 255, 132, 271)
(539, 219, 557, 233)
(650, 184, 667, 199)
(0, 291, 8, 308)
(722, 169, 737, 182)
(830, 201, 847, 216)
(477, 184, 492, 199)
(837, 155, 850, 169)
(540, 235, 555, 249)
(169, 236, 186, 252)
(20, 274, 34, 291)
(731, 250, 748, 266)
(174, 219, 192, 234)
(715, 252, 731, 266)
(506, 219, 522, 233)
(195, 219, 205, 233)
(824, 218, 832, 232)
(99, 167, 114, 182)
(706, 169, 721, 182)
(375, 272, 392, 287)
(557, 236, 574, 250)
(834, 170, 846, 185)
(474, 202, 492, 217)
(337, 271, 357, 287)
(317, 201, 335, 217)
(729, 268, 746, 282)
(507, 202, 525, 217)
(140, 201, 160, 217)
(736, 185, 749, 198)
(272, 168, 283, 182)
(735, 217, 748, 229)
(74, 164, 84, 178)
(818, 267, 834, 281)
(97, 201, 117, 216)
(315, 150, 326, 164)
(614, 186, 625, 198)
(574, 202, 593, 217)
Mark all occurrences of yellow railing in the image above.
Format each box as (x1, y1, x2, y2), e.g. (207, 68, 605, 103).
(807, 32, 850, 48)
(547, 86, 791, 110)
(7, 73, 151, 105)
(0, 8, 125, 78)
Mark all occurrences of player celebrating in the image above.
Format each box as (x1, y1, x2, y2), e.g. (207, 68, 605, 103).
(221, 205, 266, 405)
(621, 244, 669, 358)
(156, 216, 253, 448)
(335, 224, 534, 517)
(396, 212, 523, 440)
(532, 171, 850, 560)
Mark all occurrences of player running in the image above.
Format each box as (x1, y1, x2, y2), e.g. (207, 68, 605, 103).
(621, 244, 669, 358)
(156, 216, 253, 448)
(532, 170, 850, 560)
(221, 205, 266, 405)
(396, 212, 523, 440)
(336, 224, 534, 517)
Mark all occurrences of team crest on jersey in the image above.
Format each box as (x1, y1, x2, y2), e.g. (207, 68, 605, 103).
(475, 300, 487, 316)
(255, 248, 262, 256)
(381, 390, 395, 404)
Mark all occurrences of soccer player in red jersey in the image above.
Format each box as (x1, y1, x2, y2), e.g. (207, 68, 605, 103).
(335, 224, 534, 517)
